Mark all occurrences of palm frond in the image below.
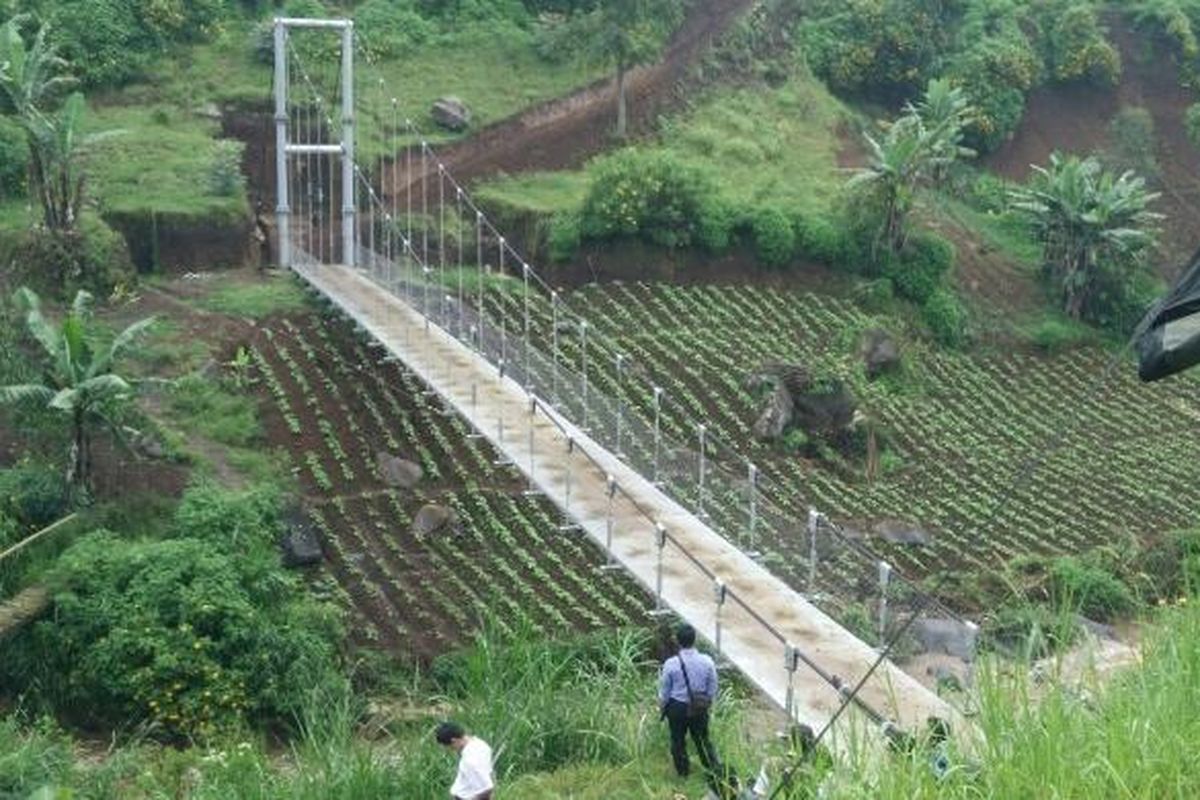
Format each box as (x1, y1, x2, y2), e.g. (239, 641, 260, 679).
(0, 383, 54, 406)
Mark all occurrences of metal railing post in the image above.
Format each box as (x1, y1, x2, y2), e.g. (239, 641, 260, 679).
(525, 398, 539, 495)
(272, 19, 290, 268)
(551, 290, 560, 405)
(603, 475, 618, 567)
(807, 507, 820, 599)
(522, 262, 532, 392)
(614, 353, 626, 459)
(652, 386, 663, 485)
(697, 424, 708, 519)
(784, 642, 799, 721)
(580, 320, 590, 431)
(747, 462, 761, 559)
(878, 560, 892, 647)
(653, 522, 667, 613)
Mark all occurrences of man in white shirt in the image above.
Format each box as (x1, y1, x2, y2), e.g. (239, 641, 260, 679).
(436, 721, 495, 800)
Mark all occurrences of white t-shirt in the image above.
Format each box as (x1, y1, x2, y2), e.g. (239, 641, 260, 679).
(450, 736, 494, 799)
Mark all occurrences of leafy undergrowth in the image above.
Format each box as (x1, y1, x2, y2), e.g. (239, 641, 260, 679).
(479, 66, 848, 221)
(4, 603, 1200, 798)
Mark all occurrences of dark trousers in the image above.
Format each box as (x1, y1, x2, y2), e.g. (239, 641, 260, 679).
(665, 699, 723, 790)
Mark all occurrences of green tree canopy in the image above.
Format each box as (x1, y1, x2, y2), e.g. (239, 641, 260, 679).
(0, 287, 155, 495)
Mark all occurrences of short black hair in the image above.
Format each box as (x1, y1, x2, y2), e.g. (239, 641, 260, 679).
(435, 721, 465, 745)
(676, 623, 696, 648)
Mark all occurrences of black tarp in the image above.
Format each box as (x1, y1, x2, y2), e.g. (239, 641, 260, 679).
(1137, 251, 1200, 382)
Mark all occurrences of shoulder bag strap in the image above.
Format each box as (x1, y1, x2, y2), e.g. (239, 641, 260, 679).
(677, 654, 694, 696)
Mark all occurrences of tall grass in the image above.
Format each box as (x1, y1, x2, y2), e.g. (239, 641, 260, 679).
(837, 604, 1200, 799)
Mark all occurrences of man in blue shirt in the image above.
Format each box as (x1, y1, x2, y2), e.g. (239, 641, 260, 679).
(660, 623, 723, 792)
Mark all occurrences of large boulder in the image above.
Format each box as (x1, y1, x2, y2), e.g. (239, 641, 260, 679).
(873, 519, 933, 546)
(412, 503, 461, 537)
(911, 617, 978, 661)
(860, 328, 901, 380)
(747, 363, 811, 442)
(431, 97, 471, 132)
(377, 452, 423, 489)
(279, 508, 323, 567)
(791, 381, 857, 441)
(753, 384, 793, 441)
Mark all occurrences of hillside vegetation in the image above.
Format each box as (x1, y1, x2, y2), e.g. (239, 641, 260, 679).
(1, 1, 1199, 799)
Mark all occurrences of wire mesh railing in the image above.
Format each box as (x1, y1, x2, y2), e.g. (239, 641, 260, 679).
(279, 26, 970, 738)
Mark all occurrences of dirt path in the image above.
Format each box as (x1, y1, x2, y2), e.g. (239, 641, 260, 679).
(386, 0, 754, 196)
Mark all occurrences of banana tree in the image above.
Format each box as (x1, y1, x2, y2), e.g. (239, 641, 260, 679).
(0, 288, 155, 496)
(0, 20, 94, 232)
(1011, 154, 1160, 319)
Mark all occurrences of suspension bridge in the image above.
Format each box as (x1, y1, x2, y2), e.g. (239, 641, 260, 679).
(270, 17, 962, 746)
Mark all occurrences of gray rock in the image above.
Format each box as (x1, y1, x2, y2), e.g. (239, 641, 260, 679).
(280, 508, 323, 567)
(860, 328, 901, 380)
(129, 430, 167, 460)
(1077, 615, 1117, 640)
(791, 381, 856, 440)
(753, 384, 794, 441)
(912, 617, 978, 661)
(412, 503, 460, 537)
(873, 519, 933, 546)
(377, 452, 423, 489)
(431, 97, 471, 132)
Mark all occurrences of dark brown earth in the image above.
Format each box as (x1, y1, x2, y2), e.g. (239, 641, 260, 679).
(384, 0, 755, 197)
(986, 18, 1200, 271)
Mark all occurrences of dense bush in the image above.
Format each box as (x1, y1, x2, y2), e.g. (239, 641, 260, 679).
(0, 462, 69, 528)
(1050, 556, 1137, 622)
(0, 116, 28, 199)
(799, 0, 955, 100)
(948, 35, 1039, 152)
(884, 232, 954, 304)
(355, 0, 435, 58)
(579, 148, 728, 250)
(39, 0, 226, 88)
(1042, 3, 1121, 85)
(1186, 102, 1200, 147)
(207, 139, 246, 199)
(1103, 106, 1160, 182)
(747, 205, 795, 267)
(545, 211, 582, 262)
(1, 485, 343, 740)
(11, 214, 136, 297)
(795, 212, 852, 267)
(921, 288, 968, 346)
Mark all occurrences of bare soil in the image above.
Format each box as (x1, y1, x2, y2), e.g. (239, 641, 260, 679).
(986, 18, 1200, 270)
(384, 0, 755, 197)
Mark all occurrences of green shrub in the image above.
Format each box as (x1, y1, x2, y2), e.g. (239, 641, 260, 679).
(1186, 102, 1200, 148)
(1043, 3, 1121, 85)
(1020, 315, 1096, 352)
(983, 602, 1080, 658)
(355, 0, 435, 57)
(695, 195, 735, 252)
(855, 277, 895, 310)
(950, 33, 1039, 152)
(1104, 107, 1160, 182)
(885, 233, 954, 303)
(0, 463, 69, 528)
(921, 288, 968, 347)
(747, 205, 795, 267)
(795, 213, 850, 266)
(13, 532, 341, 739)
(0, 117, 28, 199)
(799, 0, 955, 100)
(207, 140, 246, 199)
(546, 211, 581, 263)
(580, 148, 724, 250)
(79, 214, 136, 291)
(1050, 557, 1137, 622)
(171, 482, 279, 551)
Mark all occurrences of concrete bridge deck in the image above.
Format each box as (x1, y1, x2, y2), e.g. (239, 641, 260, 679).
(294, 260, 955, 745)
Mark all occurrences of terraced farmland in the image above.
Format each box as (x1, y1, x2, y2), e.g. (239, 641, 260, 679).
(247, 311, 649, 658)
(471, 278, 1200, 614)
